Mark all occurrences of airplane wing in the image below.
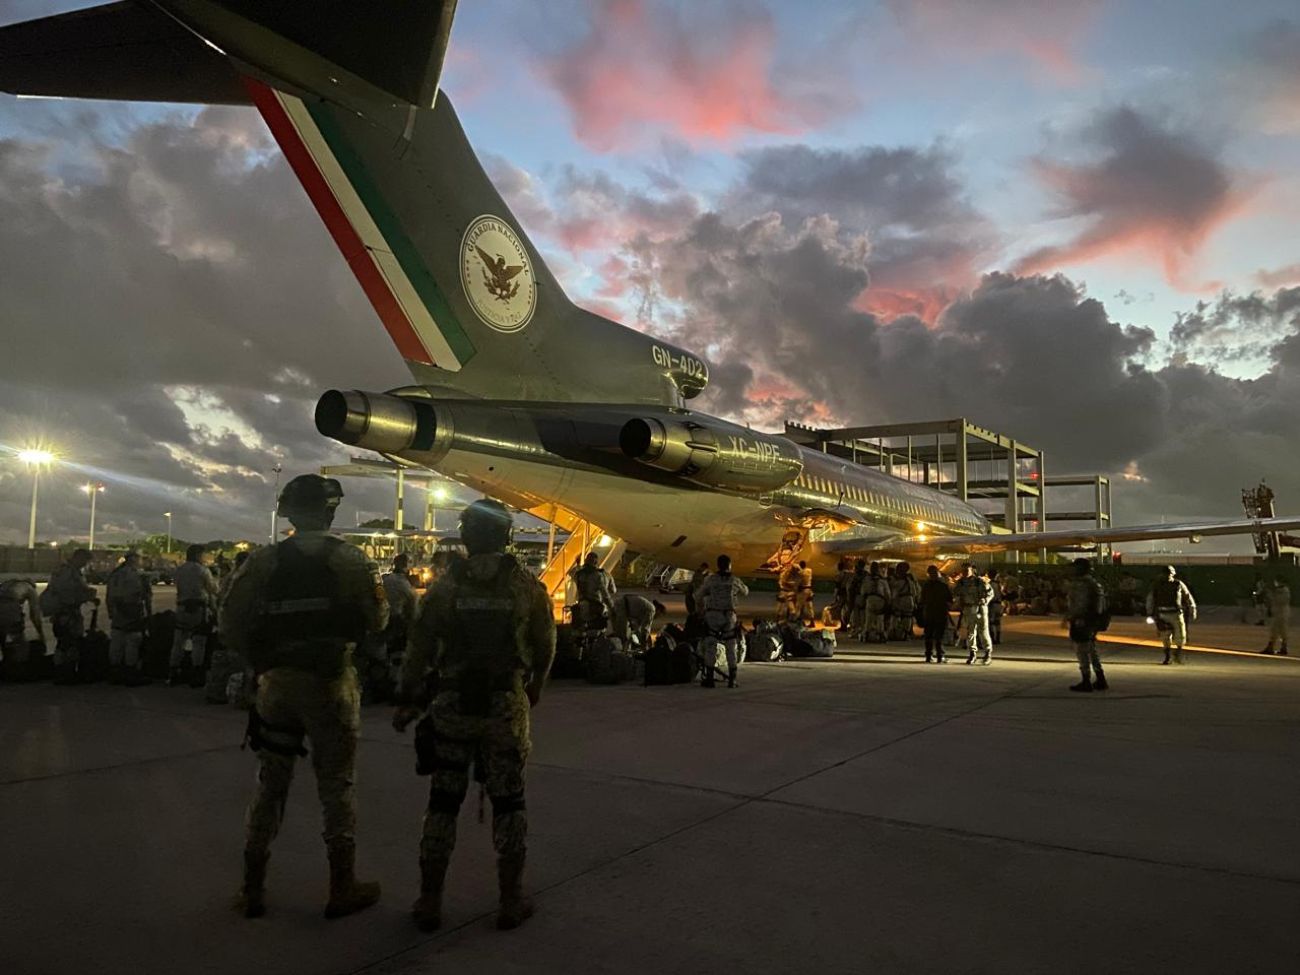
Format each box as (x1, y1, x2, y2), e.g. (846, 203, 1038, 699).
(858, 516, 1300, 559)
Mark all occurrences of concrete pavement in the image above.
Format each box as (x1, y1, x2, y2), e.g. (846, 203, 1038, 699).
(2, 607, 1298, 974)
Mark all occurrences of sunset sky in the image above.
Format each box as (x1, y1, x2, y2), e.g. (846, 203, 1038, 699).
(2, 0, 1299, 548)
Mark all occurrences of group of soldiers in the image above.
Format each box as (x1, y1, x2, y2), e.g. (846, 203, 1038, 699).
(219, 475, 555, 931)
(0, 544, 242, 696)
(824, 559, 1005, 663)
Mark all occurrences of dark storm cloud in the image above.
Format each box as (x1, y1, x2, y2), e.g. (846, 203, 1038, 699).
(1170, 287, 1300, 366)
(0, 103, 412, 543)
(1016, 106, 1249, 290)
(728, 142, 995, 319)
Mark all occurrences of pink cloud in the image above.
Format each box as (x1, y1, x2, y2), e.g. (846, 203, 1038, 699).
(1015, 107, 1255, 292)
(540, 0, 841, 151)
(886, 0, 1103, 84)
(1256, 263, 1300, 289)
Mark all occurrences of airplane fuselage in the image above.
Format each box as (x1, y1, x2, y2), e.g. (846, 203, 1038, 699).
(316, 388, 992, 576)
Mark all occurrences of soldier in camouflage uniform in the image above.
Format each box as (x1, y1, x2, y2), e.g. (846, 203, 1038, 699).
(221, 475, 389, 920)
(393, 499, 556, 933)
(954, 563, 994, 664)
(1065, 558, 1109, 692)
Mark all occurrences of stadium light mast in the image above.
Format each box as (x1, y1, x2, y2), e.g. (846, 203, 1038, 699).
(164, 511, 173, 554)
(82, 481, 106, 550)
(18, 449, 54, 549)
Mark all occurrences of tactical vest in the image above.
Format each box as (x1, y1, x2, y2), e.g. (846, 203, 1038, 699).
(1152, 579, 1182, 611)
(702, 574, 738, 614)
(574, 566, 607, 602)
(442, 555, 524, 714)
(254, 538, 359, 676)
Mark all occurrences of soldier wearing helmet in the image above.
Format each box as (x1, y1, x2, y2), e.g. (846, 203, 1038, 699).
(393, 499, 556, 933)
(221, 474, 389, 920)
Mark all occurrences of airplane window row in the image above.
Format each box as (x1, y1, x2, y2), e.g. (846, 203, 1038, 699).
(794, 471, 981, 532)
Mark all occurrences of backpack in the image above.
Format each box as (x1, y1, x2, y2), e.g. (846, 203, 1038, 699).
(643, 634, 673, 685)
(1089, 585, 1112, 632)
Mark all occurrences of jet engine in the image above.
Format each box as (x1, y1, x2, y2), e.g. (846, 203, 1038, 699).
(619, 417, 803, 492)
(314, 389, 449, 456)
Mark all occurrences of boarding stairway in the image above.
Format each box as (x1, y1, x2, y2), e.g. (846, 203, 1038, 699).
(524, 503, 626, 617)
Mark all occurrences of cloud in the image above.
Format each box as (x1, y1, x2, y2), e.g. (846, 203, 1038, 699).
(1015, 106, 1253, 291)
(1234, 19, 1300, 134)
(0, 103, 414, 544)
(1169, 287, 1300, 367)
(537, 0, 854, 151)
(1256, 263, 1300, 289)
(730, 142, 995, 321)
(885, 0, 1103, 83)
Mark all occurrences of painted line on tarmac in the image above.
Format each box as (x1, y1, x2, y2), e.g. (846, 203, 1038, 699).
(0, 742, 242, 786)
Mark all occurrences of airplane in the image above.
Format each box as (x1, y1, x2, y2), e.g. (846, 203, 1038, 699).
(4, 0, 1298, 584)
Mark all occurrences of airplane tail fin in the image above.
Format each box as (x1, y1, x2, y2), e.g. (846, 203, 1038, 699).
(0, 0, 707, 405)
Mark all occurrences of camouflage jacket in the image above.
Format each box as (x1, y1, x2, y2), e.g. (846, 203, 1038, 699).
(400, 553, 555, 700)
(220, 531, 388, 659)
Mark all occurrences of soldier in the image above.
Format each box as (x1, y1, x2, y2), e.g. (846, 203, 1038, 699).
(44, 548, 98, 684)
(570, 551, 615, 633)
(986, 569, 1005, 644)
(1261, 577, 1290, 655)
(223, 475, 389, 920)
(684, 562, 710, 619)
(1065, 559, 1108, 692)
(776, 561, 800, 624)
(889, 563, 921, 641)
(794, 560, 815, 625)
(205, 549, 251, 704)
(105, 551, 152, 686)
(845, 559, 867, 634)
(860, 562, 890, 643)
(0, 576, 45, 678)
(829, 557, 853, 625)
(954, 563, 993, 664)
(918, 565, 952, 663)
(169, 544, 218, 687)
(392, 500, 555, 932)
(697, 554, 749, 688)
(1145, 566, 1196, 665)
(611, 593, 664, 652)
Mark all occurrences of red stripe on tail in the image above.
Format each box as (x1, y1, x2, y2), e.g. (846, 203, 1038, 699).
(242, 78, 433, 365)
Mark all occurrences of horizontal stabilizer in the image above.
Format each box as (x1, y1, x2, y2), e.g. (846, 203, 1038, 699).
(0, 2, 248, 104)
(0, 0, 459, 109)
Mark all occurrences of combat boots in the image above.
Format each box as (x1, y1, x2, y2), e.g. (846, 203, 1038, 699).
(1092, 670, 1109, 691)
(166, 667, 184, 686)
(411, 856, 449, 932)
(324, 844, 381, 919)
(726, 667, 738, 688)
(495, 853, 534, 930)
(235, 849, 268, 919)
(1069, 680, 1093, 693)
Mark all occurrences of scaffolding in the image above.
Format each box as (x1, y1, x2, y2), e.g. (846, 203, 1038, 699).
(785, 417, 1113, 560)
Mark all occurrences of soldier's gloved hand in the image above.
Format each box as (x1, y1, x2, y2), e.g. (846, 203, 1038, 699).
(392, 706, 421, 733)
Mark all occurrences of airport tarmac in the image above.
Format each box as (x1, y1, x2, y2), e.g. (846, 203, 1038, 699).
(2, 594, 1298, 974)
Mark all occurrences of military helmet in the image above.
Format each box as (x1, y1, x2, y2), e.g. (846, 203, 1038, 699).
(458, 499, 513, 554)
(277, 474, 344, 517)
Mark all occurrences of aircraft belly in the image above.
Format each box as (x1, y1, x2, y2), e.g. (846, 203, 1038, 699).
(428, 448, 792, 572)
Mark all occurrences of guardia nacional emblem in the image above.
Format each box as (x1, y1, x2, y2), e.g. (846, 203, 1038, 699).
(460, 214, 536, 332)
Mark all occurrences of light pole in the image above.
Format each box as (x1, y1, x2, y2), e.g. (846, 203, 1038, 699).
(271, 463, 283, 543)
(164, 511, 173, 554)
(18, 449, 54, 549)
(82, 481, 105, 550)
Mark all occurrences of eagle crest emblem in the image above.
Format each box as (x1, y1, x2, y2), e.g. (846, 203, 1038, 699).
(460, 215, 536, 332)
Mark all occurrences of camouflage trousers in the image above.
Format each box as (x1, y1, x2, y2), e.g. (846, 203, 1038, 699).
(244, 666, 361, 857)
(422, 688, 531, 863)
